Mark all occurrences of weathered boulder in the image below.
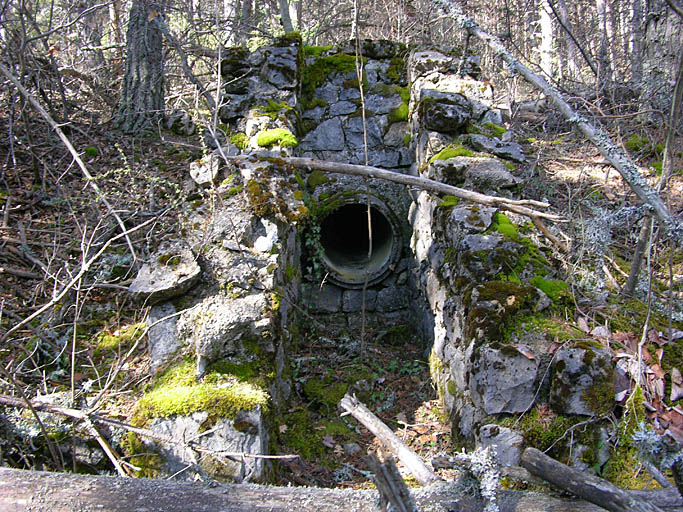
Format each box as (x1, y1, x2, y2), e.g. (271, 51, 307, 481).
(189, 153, 220, 187)
(165, 109, 195, 136)
(128, 245, 201, 305)
(478, 424, 524, 467)
(419, 90, 472, 133)
(147, 407, 268, 482)
(466, 134, 526, 162)
(550, 346, 614, 416)
(261, 46, 299, 90)
(469, 344, 539, 414)
(409, 50, 455, 79)
(176, 293, 271, 377)
(300, 118, 345, 151)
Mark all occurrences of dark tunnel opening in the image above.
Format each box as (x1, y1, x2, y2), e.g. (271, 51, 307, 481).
(318, 202, 398, 288)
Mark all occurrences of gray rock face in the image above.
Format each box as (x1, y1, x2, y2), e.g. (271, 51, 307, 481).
(261, 46, 298, 89)
(478, 424, 523, 467)
(550, 347, 614, 415)
(470, 344, 539, 414)
(176, 293, 271, 377)
(466, 134, 526, 162)
(128, 246, 201, 305)
(314, 83, 340, 103)
(300, 118, 345, 151)
(376, 286, 411, 312)
(462, 157, 522, 194)
(219, 93, 253, 121)
(342, 289, 378, 312)
(344, 116, 383, 148)
(448, 205, 495, 233)
(420, 90, 472, 133)
(147, 303, 180, 374)
(329, 101, 358, 116)
(365, 93, 403, 114)
(384, 122, 409, 147)
(148, 407, 267, 482)
(301, 283, 343, 313)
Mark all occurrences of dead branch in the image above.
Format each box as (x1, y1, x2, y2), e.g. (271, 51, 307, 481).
(339, 393, 441, 486)
(226, 154, 566, 222)
(367, 452, 418, 512)
(430, 0, 683, 243)
(0, 62, 137, 258)
(521, 447, 683, 512)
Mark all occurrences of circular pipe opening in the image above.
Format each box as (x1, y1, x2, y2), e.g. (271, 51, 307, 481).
(317, 199, 401, 288)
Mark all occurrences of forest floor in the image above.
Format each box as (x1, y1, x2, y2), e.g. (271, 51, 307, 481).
(1, 110, 682, 488)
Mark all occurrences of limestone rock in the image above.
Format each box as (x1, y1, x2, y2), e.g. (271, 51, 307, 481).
(470, 344, 539, 414)
(342, 289, 378, 313)
(550, 346, 614, 416)
(409, 50, 454, 79)
(328, 101, 357, 116)
(462, 157, 522, 194)
(365, 93, 403, 115)
(344, 116, 383, 149)
(147, 302, 180, 374)
(383, 122, 409, 147)
(300, 118, 345, 151)
(478, 424, 523, 467)
(189, 153, 220, 187)
(147, 407, 267, 482)
(176, 293, 271, 377)
(466, 134, 526, 162)
(420, 90, 472, 133)
(261, 46, 299, 89)
(128, 245, 201, 305)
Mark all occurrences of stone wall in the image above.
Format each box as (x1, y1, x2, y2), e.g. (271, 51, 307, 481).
(125, 36, 615, 481)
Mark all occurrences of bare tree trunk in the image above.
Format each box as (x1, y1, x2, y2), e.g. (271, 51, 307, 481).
(556, 0, 580, 78)
(113, 0, 165, 135)
(538, 0, 553, 77)
(278, 0, 295, 33)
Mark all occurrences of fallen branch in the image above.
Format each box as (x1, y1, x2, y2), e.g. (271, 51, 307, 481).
(0, 62, 137, 258)
(227, 154, 565, 222)
(367, 452, 418, 512)
(339, 393, 441, 486)
(521, 447, 683, 512)
(430, 0, 683, 242)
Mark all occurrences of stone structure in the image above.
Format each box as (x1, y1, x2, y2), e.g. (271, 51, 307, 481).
(124, 36, 614, 480)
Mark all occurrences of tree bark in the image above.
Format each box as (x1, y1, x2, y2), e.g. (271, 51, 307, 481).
(113, 0, 165, 135)
(0, 467, 609, 512)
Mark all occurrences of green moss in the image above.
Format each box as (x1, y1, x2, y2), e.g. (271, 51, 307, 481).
(303, 45, 333, 57)
(157, 253, 181, 267)
(274, 32, 302, 46)
(132, 361, 269, 426)
(306, 169, 330, 188)
(429, 143, 474, 162)
(230, 132, 249, 151)
(438, 195, 461, 208)
(303, 376, 348, 408)
(281, 409, 325, 459)
(256, 128, 298, 148)
(93, 322, 145, 357)
(123, 432, 161, 478)
(388, 103, 409, 123)
(446, 379, 458, 397)
(529, 276, 569, 302)
(83, 147, 98, 158)
(403, 133, 411, 147)
(483, 122, 507, 138)
(301, 53, 365, 109)
(386, 55, 406, 83)
(491, 213, 518, 239)
(255, 99, 293, 121)
(625, 134, 649, 153)
(284, 263, 297, 282)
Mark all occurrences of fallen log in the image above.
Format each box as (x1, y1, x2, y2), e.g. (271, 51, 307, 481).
(0, 467, 607, 511)
(521, 447, 683, 512)
(339, 393, 441, 486)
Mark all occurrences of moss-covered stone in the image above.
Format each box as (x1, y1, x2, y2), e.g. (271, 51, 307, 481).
(92, 322, 145, 358)
(429, 142, 474, 162)
(131, 361, 269, 426)
(301, 53, 365, 110)
(230, 132, 249, 151)
(256, 128, 298, 148)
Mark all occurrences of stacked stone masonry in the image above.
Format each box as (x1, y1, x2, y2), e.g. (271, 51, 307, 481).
(125, 36, 614, 481)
